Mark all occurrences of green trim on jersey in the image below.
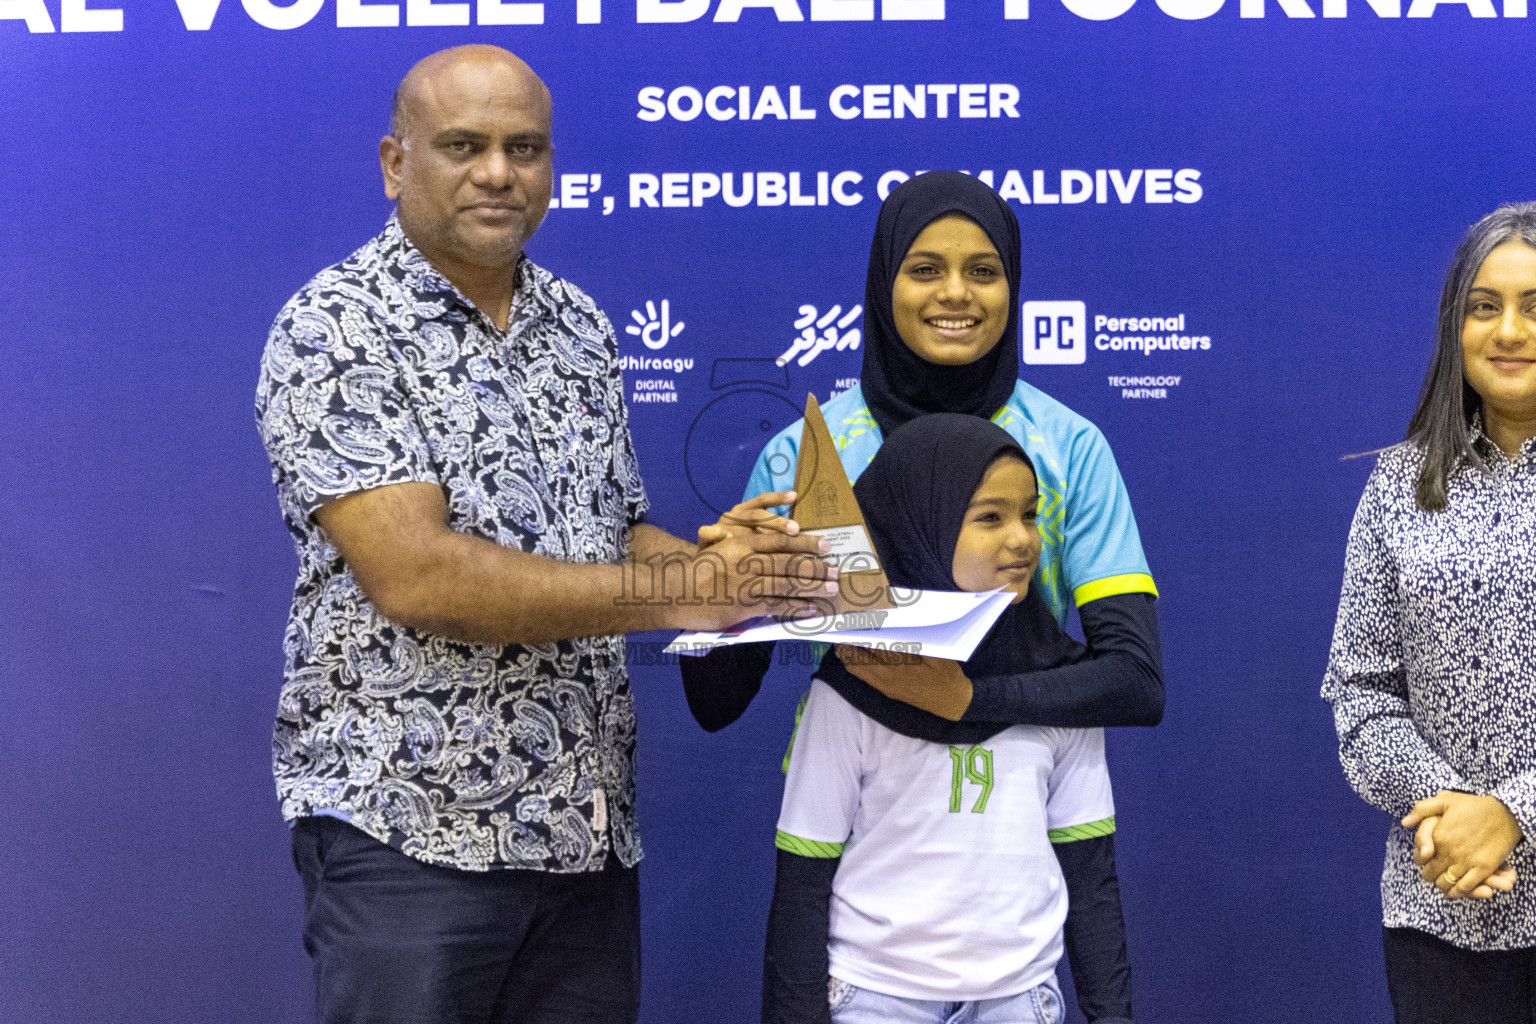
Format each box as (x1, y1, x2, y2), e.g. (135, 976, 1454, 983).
(782, 689, 810, 774)
(1048, 815, 1117, 844)
(776, 829, 846, 859)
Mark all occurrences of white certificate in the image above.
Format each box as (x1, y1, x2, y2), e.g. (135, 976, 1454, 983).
(665, 588, 1016, 662)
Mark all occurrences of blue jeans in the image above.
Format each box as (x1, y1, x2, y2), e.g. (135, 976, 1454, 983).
(829, 975, 1064, 1024)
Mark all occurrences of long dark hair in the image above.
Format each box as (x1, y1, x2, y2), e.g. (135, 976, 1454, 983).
(1407, 201, 1536, 510)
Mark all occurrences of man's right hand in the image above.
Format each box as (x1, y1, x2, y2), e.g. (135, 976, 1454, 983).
(675, 491, 839, 632)
(315, 480, 838, 642)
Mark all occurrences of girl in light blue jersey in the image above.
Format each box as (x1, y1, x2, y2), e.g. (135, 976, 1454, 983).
(732, 170, 1162, 728)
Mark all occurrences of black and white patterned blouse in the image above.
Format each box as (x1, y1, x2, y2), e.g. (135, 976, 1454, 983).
(1324, 429, 1536, 949)
(255, 216, 649, 873)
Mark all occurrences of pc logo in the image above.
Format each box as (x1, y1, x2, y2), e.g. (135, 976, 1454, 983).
(1021, 301, 1086, 365)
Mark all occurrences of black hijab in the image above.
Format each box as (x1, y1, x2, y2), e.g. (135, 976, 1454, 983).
(860, 171, 1022, 440)
(816, 414, 1086, 744)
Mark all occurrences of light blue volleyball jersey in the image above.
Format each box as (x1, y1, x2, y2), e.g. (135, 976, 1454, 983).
(744, 381, 1156, 623)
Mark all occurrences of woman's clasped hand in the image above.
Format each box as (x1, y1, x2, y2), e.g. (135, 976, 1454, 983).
(1402, 791, 1520, 900)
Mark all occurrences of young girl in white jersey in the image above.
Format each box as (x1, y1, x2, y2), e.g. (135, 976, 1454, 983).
(762, 413, 1127, 1024)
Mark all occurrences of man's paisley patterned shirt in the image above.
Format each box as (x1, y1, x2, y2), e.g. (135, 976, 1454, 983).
(1324, 429, 1536, 949)
(256, 216, 649, 873)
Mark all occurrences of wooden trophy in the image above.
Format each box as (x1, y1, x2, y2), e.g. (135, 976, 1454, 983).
(789, 394, 896, 617)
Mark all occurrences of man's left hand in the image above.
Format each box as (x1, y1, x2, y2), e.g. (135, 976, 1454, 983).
(1404, 791, 1523, 899)
(834, 644, 973, 721)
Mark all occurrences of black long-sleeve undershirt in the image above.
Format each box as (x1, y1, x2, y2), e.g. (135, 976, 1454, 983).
(761, 838, 1132, 1024)
(681, 639, 772, 733)
(762, 850, 836, 1024)
(680, 592, 1163, 733)
(965, 592, 1163, 728)
(1057, 833, 1134, 1024)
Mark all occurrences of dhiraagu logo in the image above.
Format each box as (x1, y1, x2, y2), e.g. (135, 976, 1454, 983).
(626, 299, 685, 350)
(1021, 300, 1086, 365)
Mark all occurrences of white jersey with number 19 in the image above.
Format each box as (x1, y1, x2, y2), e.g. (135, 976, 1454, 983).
(775, 678, 1116, 1003)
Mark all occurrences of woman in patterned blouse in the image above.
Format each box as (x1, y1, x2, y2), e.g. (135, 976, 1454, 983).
(1324, 202, 1536, 1024)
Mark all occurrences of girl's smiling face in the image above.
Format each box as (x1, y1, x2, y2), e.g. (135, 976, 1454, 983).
(950, 455, 1041, 602)
(891, 215, 1012, 366)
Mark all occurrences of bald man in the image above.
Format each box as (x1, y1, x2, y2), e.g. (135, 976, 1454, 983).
(255, 46, 832, 1024)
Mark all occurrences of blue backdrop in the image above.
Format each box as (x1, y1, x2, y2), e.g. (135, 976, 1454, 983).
(3, 4, 1532, 1021)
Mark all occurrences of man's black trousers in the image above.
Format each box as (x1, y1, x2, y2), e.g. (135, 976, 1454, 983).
(292, 816, 641, 1024)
